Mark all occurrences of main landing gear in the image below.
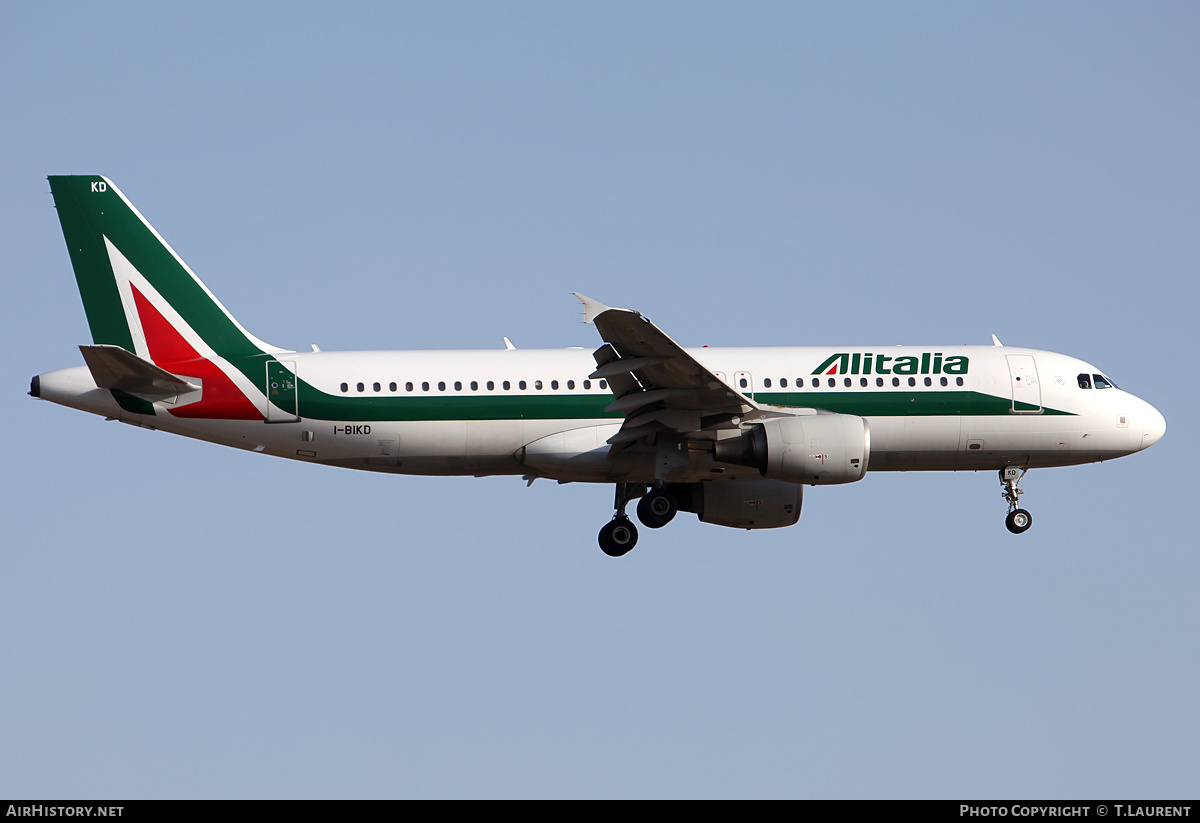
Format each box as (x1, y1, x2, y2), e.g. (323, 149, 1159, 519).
(597, 483, 679, 557)
(598, 517, 638, 557)
(1000, 467, 1033, 534)
(637, 487, 678, 530)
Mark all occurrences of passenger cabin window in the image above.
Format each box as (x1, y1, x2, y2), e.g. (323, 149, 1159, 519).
(1078, 373, 1092, 389)
(763, 378, 772, 388)
(340, 382, 348, 393)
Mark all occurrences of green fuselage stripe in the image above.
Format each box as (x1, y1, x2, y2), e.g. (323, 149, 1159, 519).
(273, 372, 1073, 422)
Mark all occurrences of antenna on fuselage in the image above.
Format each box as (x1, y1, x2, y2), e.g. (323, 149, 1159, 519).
(991, 334, 1004, 347)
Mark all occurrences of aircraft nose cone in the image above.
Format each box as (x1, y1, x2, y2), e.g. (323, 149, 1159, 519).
(1142, 403, 1166, 450)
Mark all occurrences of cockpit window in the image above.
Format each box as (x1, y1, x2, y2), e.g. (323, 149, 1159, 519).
(1077, 373, 1092, 389)
(1093, 374, 1113, 389)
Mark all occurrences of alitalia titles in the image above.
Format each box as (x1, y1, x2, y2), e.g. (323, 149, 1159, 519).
(813, 352, 968, 377)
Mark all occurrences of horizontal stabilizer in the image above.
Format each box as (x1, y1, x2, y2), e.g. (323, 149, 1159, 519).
(79, 344, 198, 396)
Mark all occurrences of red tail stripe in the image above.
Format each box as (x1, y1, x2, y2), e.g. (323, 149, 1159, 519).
(131, 285, 263, 420)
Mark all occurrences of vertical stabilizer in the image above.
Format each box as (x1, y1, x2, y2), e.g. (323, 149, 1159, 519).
(47, 176, 282, 360)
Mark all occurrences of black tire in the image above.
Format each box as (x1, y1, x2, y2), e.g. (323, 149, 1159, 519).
(1005, 509, 1033, 534)
(636, 489, 678, 529)
(599, 518, 638, 557)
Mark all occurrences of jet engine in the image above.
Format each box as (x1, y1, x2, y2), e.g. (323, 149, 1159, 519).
(712, 413, 870, 485)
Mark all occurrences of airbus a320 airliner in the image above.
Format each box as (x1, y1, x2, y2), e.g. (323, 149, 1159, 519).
(31, 176, 1166, 555)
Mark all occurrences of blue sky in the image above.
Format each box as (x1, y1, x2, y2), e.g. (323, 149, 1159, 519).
(2, 1, 1197, 798)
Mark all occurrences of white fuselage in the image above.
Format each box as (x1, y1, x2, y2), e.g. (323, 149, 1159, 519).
(36, 343, 1165, 484)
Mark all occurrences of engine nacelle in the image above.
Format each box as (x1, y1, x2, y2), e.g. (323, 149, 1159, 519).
(671, 479, 802, 529)
(712, 413, 870, 485)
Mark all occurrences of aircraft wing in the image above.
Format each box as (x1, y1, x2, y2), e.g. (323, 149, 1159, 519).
(573, 294, 772, 445)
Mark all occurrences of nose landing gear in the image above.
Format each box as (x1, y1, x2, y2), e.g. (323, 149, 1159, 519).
(1000, 467, 1033, 534)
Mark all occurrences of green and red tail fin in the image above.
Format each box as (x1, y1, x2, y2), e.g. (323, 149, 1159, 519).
(49, 175, 284, 420)
(48, 175, 282, 361)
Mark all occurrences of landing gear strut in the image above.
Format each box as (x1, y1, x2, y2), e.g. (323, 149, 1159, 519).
(1000, 467, 1033, 534)
(598, 483, 645, 557)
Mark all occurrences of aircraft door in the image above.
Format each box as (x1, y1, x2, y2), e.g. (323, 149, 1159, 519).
(1006, 355, 1042, 414)
(266, 360, 300, 422)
